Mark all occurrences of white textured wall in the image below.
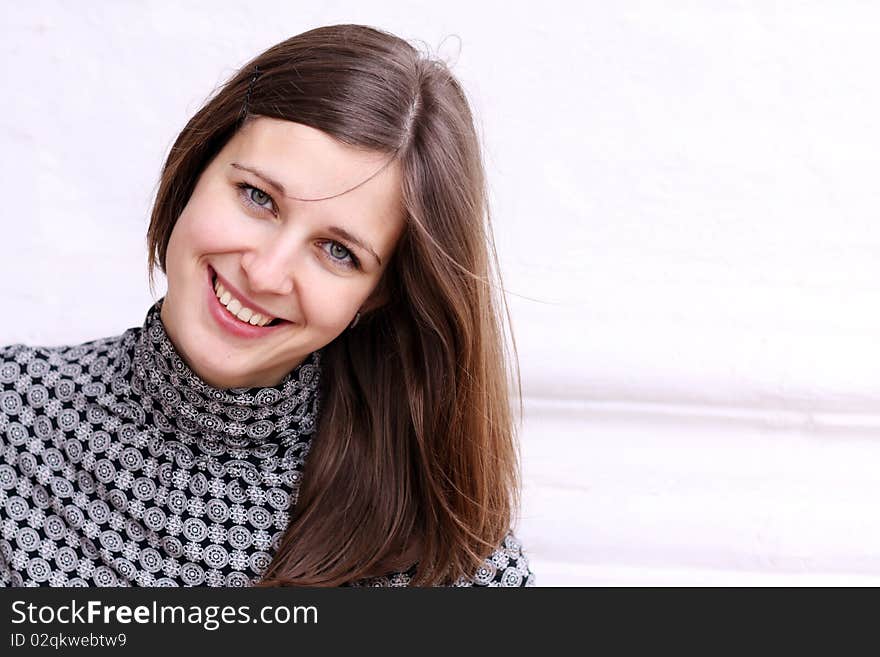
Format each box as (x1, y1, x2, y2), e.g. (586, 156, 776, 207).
(3, 2, 880, 585)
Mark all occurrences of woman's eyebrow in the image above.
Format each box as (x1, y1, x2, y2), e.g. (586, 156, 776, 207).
(230, 162, 287, 195)
(327, 226, 382, 266)
(229, 161, 382, 266)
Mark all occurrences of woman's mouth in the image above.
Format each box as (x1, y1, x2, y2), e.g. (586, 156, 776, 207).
(206, 266, 289, 338)
(213, 276, 279, 326)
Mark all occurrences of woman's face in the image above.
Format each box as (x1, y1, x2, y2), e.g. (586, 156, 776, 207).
(160, 116, 406, 389)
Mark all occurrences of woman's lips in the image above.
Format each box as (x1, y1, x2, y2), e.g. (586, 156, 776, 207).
(210, 266, 282, 322)
(205, 266, 290, 339)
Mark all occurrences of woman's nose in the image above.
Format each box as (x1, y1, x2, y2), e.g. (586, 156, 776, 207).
(239, 238, 299, 296)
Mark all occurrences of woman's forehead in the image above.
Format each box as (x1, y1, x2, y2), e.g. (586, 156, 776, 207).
(225, 117, 399, 203)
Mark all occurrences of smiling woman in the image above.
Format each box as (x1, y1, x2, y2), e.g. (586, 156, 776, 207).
(0, 23, 533, 588)
(158, 118, 407, 390)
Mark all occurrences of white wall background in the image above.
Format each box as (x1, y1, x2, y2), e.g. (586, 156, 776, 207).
(3, 1, 879, 585)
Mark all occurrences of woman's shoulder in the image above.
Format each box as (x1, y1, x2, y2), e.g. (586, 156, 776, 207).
(450, 530, 535, 587)
(0, 330, 134, 386)
(346, 530, 536, 588)
(0, 341, 56, 379)
(1, 327, 136, 358)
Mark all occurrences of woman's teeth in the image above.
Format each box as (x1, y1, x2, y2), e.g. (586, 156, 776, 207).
(213, 278, 276, 326)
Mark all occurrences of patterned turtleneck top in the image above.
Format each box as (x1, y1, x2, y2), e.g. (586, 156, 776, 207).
(0, 300, 534, 587)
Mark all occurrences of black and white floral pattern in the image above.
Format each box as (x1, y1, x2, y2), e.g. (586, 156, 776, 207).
(0, 299, 534, 587)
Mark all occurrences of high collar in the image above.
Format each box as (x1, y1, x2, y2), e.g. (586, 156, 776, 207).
(127, 298, 322, 449)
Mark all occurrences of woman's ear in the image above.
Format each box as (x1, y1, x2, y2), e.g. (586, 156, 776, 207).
(359, 269, 393, 315)
(359, 281, 390, 314)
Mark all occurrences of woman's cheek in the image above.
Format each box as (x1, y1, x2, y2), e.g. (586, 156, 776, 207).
(300, 277, 364, 331)
(188, 203, 255, 251)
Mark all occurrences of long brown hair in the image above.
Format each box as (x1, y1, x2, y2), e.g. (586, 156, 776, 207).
(146, 24, 522, 586)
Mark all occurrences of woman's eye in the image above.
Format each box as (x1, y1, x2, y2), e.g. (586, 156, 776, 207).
(329, 242, 349, 260)
(250, 187, 271, 207)
(237, 183, 276, 214)
(320, 240, 360, 271)
(236, 183, 360, 271)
